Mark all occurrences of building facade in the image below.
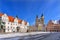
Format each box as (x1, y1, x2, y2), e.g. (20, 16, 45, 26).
(35, 14, 45, 31)
(0, 13, 29, 33)
(46, 20, 60, 32)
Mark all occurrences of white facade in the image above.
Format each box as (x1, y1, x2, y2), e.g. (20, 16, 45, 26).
(0, 13, 29, 32)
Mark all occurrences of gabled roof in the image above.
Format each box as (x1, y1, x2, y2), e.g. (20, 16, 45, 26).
(52, 20, 58, 24)
(0, 13, 28, 25)
(0, 13, 3, 17)
(25, 21, 27, 25)
(18, 19, 22, 24)
(8, 16, 14, 22)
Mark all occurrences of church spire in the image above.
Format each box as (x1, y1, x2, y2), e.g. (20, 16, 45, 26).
(40, 13, 44, 24)
(41, 13, 43, 17)
(36, 15, 38, 18)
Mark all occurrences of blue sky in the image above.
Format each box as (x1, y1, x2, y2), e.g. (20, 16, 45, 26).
(0, 0, 60, 25)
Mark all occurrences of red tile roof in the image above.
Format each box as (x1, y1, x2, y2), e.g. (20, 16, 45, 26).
(25, 21, 27, 25)
(0, 13, 28, 25)
(18, 19, 22, 24)
(0, 13, 3, 17)
(8, 16, 14, 22)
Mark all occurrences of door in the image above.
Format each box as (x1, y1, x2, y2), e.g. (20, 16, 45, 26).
(17, 27, 20, 32)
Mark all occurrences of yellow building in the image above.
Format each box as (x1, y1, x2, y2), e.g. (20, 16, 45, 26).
(38, 24, 42, 31)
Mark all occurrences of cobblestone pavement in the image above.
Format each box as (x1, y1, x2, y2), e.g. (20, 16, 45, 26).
(0, 32, 60, 40)
(42, 32, 60, 40)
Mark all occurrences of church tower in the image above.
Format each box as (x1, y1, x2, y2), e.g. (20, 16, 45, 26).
(35, 15, 38, 27)
(35, 14, 44, 31)
(40, 14, 44, 25)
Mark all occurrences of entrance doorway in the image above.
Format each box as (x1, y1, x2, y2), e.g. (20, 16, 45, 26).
(0, 25, 5, 32)
(16, 27, 20, 32)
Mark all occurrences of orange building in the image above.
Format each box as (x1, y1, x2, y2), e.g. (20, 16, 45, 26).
(46, 20, 60, 32)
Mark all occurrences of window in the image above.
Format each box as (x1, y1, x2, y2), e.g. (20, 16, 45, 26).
(0, 17, 1, 18)
(16, 24, 17, 25)
(13, 27, 15, 29)
(1, 25, 3, 29)
(11, 23, 12, 25)
(3, 22, 5, 24)
(8, 26, 9, 29)
(8, 26, 9, 31)
(8, 23, 9, 24)
(8, 29, 9, 31)
(0, 17, 1, 20)
(11, 27, 12, 29)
